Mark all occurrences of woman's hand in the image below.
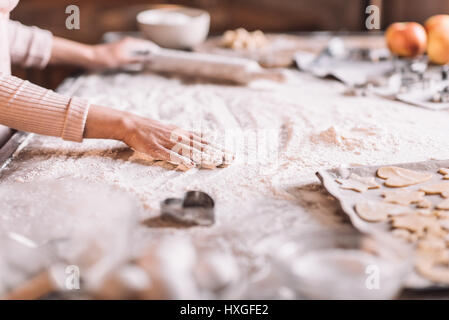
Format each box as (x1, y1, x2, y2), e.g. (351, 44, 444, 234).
(50, 37, 159, 70)
(90, 37, 160, 70)
(84, 105, 233, 170)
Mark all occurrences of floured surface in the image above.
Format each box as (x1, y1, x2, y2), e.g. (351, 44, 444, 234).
(3, 69, 449, 297)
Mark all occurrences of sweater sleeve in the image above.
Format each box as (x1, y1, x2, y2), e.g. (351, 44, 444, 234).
(7, 20, 53, 69)
(0, 73, 90, 142)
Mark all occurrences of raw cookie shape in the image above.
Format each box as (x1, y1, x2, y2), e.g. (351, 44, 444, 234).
(377, 166, 433, 187)
(336, 173, 380, 193)
(434, 210, 449, 218)
(355, 201, 413, 222)
(439, 168, 449, 180)
(417, 208, 432, 215)
(416, 247, 449, 284)
(439, 218, 449, 231)
(382, 190, 426, 206)
(437, 198, 449, 210)
(392, 228, 418, 243)
(418, 236, 447, 252)
(420, 182, 449, 198)
(391, 214, 443, 237)
(417, 198, 432, 209)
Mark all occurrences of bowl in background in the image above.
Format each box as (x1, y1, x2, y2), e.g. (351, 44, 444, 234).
(137, 5, 210, 49)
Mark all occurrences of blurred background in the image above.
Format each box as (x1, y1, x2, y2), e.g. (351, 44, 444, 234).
(10, 0, 449, 88)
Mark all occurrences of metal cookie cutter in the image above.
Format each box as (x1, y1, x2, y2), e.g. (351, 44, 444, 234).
(160, 191, 215, 226)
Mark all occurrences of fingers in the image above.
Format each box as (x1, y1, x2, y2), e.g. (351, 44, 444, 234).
(124, 37, 160, 62)
(145, 144, 196, 171)
(191, 131, 233, 154)
(183, 130, 234, 155)
(190, 131, 235, 165)
(139, 124, 235, 170)
(171, 131, 234, 168)
(153, 145, 196, 171)
(176, 142, 224, 169)
(168, 151, 196, 171)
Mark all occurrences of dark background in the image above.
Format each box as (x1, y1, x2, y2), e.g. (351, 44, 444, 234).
(10, 0, 449, 88)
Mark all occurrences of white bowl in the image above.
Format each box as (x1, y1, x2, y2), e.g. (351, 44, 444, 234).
(137, 6, 210, 49)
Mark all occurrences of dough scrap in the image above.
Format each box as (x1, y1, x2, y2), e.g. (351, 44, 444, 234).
(336, 173, 380, 193)
(439, 168, 449, 180)
(221, 28, 267, 50)
(377, 166, 432, 187)
(355, 201, 413, 222)
(130, 149, 233, 171)
(420, 182, 449, 198)
(382, 190, 425, 206)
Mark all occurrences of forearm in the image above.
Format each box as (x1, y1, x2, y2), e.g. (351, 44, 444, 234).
(50, 36, 159, 70)
(84, 105, 131, 140)
(49, 36, 97, 68)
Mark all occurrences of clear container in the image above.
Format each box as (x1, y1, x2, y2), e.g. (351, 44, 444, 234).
(259, 229, 413, 300)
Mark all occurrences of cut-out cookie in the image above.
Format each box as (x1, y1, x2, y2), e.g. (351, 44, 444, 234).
(420, 182, 449, 198)
(355, 201, 413, 222)
(427, 221, 446, 238)
(439, 168, 449, 180)
(392, 228, 418, 243)
(382, 190, 425, 206)
(417, 209, 432, 215)
(416, 249, 449, 284)
(336, 173, 380, 193)
(437, 198, 449, 210)
(377, 166, 433, 187)
(434, 210, 449, 218)
(439, 218, 449, 231)
(417, 198, 432, 209)
(418, 236, 447, 252)
(391, 214, 441, 237)
(417, 247, 449, 266)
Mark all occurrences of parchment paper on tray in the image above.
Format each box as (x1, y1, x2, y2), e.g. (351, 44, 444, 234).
(316, 159, 449, 289)
(294, 50, 393, 86)
(396, 81, 449, 111)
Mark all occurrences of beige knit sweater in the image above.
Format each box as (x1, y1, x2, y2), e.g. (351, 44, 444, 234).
(0, 1, 89, 142)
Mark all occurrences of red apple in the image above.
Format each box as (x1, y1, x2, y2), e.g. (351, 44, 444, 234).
(385, 22, 427, 57)
(425, 14, 449, 34)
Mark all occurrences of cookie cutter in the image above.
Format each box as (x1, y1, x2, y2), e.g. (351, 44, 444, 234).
(160, 191, 215, 226)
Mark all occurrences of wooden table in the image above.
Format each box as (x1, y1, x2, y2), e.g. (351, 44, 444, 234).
(2, 33, 449, 300)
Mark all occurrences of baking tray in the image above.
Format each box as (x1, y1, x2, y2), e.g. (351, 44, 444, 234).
(396, 81, 449, 111)
(0, 131, 30, 173)
(316, 159, 449, 289)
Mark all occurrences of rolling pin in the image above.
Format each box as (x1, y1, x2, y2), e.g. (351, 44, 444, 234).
(134, 48, 285, 84)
